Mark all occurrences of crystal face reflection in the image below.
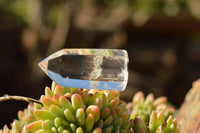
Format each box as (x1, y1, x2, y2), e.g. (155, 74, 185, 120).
(38, 49, 129, 91)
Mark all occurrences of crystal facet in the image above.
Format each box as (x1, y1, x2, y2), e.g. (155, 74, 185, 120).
(38, 49, 129, 91)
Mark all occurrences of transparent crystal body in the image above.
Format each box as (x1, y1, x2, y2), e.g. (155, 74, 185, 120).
(38, 49, 129, 91)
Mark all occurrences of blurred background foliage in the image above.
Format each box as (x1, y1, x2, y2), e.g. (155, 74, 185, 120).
(1, 0, 200, 27)
(1, 0, 200, 129)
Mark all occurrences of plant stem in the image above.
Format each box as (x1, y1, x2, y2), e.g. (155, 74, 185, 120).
(0, 94, 42, 105)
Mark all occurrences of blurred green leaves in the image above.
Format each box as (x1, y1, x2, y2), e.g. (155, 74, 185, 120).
(0, 0, 200, 28)
(0, 0, 28, 26)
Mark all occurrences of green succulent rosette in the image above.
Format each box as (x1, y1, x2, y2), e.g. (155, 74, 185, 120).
(0, 83, 180, 133)
(128, 91, 176, 123)
(1, 81, 131, 133)
(128, 91, 179, 133)
(131, 111, 179, 133)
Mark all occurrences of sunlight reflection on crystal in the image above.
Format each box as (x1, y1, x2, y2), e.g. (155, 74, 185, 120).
(39, 49, 129, 91)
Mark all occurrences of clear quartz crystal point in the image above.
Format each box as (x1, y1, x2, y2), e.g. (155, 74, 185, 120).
(38, 49, 129, 91)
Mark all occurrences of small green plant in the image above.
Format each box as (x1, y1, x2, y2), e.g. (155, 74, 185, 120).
(0, 82, 179, 133)
(131, 111, 179, 133)
(128, 91, 179, 133)
(0, 82, 131, 133)
(128, 91, 176, 123)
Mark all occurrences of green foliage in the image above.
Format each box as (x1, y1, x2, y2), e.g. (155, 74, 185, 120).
(0, 0, 28, 26)
(0, 82, 131, 133)
(131, 111, 179, 133)
(0, 82, 179, 133)
(0, 0, 200, 27)
(129, 91, 179, 133)
(129, 91, 176, 123)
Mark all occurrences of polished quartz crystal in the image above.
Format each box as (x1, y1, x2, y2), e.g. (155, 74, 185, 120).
(38, 49, 129, 91)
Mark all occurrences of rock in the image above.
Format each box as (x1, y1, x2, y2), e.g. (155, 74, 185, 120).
(177, 79, 200, 133)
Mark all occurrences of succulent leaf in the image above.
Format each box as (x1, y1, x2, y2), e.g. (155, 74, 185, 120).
(26, 120, 43, 132)
(71, 94, 84, 110)
(76, 108, 85, 127)
(85, 113, 94, 132)
(49, 104, 64, 118)
(33, 110, 54, 120)
(64, 108, 76, 123)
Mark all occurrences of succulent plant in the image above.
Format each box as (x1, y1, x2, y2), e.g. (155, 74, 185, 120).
(127, 91, 179, 133)
(131, 110, 179, 133)
(127, 91, 176, 123)
(0, 81, 131, 133)
(0, 103, 37, 133)
(0, 82, 180, 133)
